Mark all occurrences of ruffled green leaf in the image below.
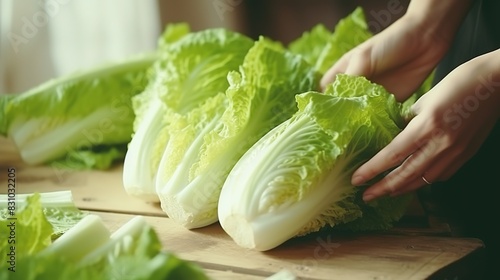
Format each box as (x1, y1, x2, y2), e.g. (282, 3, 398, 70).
(156, 36, 321, 228)
(218, 75, 411, 251)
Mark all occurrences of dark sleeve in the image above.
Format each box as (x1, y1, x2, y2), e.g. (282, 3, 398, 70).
(433, 0, 500, 82)
(429, 1, 500, 277)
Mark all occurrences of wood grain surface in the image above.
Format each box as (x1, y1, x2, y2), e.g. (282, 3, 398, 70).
(0, 137, 486, 279)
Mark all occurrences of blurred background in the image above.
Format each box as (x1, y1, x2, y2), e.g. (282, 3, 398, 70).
(0, 0, 409, 93)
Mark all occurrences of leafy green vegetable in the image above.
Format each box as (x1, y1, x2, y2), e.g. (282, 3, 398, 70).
(0, 94, 16, 135)
(0, 191, 86, 240)
(123, 26, 254, 201)
(157, 22, 191, 50)
(1, 53, 155, 169)
(0, 193, 53, 265)
(289, 7, 372, 74)
(218, 74, 413, 251)
(287, 24, 332, 68)
(151, 8, 379, 229)
(50, 144, 128, 170)
(0, 194, 209, 279)
(155, 36, 321, 228)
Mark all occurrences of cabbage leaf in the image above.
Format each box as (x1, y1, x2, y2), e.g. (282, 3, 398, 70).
(123, 26, 254, 201)
(289, 7, 372, 74)
(155, 37, 321, 228)
(218, 74, 413, 251)
(1, 54, 154, 169)
(0, 193, 209, 280)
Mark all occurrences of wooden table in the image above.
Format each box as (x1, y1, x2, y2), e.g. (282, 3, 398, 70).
(0, 137, 485, 279)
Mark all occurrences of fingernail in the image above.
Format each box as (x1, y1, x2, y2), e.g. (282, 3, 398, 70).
(351, 175, 365, 186)
(363, 194, 375, 202)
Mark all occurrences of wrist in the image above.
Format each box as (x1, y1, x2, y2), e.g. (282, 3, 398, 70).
(475, 49, 500, 120)
(403, 0, 474, 46)
(453, 49, 500, 120)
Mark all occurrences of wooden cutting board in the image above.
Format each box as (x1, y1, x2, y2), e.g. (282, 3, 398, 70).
(0, 137, 486, 279)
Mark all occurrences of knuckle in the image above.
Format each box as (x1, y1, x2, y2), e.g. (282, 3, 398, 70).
(387, 150, 407, 165)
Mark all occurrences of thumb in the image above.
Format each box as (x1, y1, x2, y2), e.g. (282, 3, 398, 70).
(320, 48, 372, 90)
(344, 51, 371, 77)
(320, 55, 349, 90)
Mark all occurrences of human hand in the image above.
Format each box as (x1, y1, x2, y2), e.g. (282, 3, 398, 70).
(321, 14, 450, 101)
(352, 49, 500, 201)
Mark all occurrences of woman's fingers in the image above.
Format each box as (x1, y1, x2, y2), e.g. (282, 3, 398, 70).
(351, 111, 469, 201)
(320, 52, 351, 89)
(358, 108, 483, 201)
(343, 47, 373, 76)
(360, 144, 434, 201)
(351, 117, 428, 186)
(320, 44, 373, 89)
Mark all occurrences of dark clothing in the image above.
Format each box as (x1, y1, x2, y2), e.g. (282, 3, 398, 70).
(435, 0, 500, 79)
(432, 0, 500, 278)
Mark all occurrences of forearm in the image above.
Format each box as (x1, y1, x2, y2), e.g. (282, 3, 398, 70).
(425, 47, 500, 122)
(404, 0, 474, 46)
(467, 48, 500, 120)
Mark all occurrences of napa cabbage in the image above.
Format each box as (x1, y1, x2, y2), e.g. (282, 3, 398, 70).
(288, 7, 372, 74)
(0, 54, 154, 169)
(123, 25, 254, 201)
(155, 37, 321, 228)
(218, 74, 413, 251)
(0, 193, 210, 280)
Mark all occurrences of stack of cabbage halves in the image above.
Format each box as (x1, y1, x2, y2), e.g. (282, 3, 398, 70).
(1, 8, 427, 251)
(124, 7, 420, 251)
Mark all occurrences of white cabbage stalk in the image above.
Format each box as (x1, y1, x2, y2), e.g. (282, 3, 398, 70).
(218, 75, 412, 251)
(122, 27, 253, 202)
(123, 100, 168, 202)
(153, 8, 375, 224)
(155, 37, 320, 228)
(1, 54, 154, 166)
(41, 214, 111, 261)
